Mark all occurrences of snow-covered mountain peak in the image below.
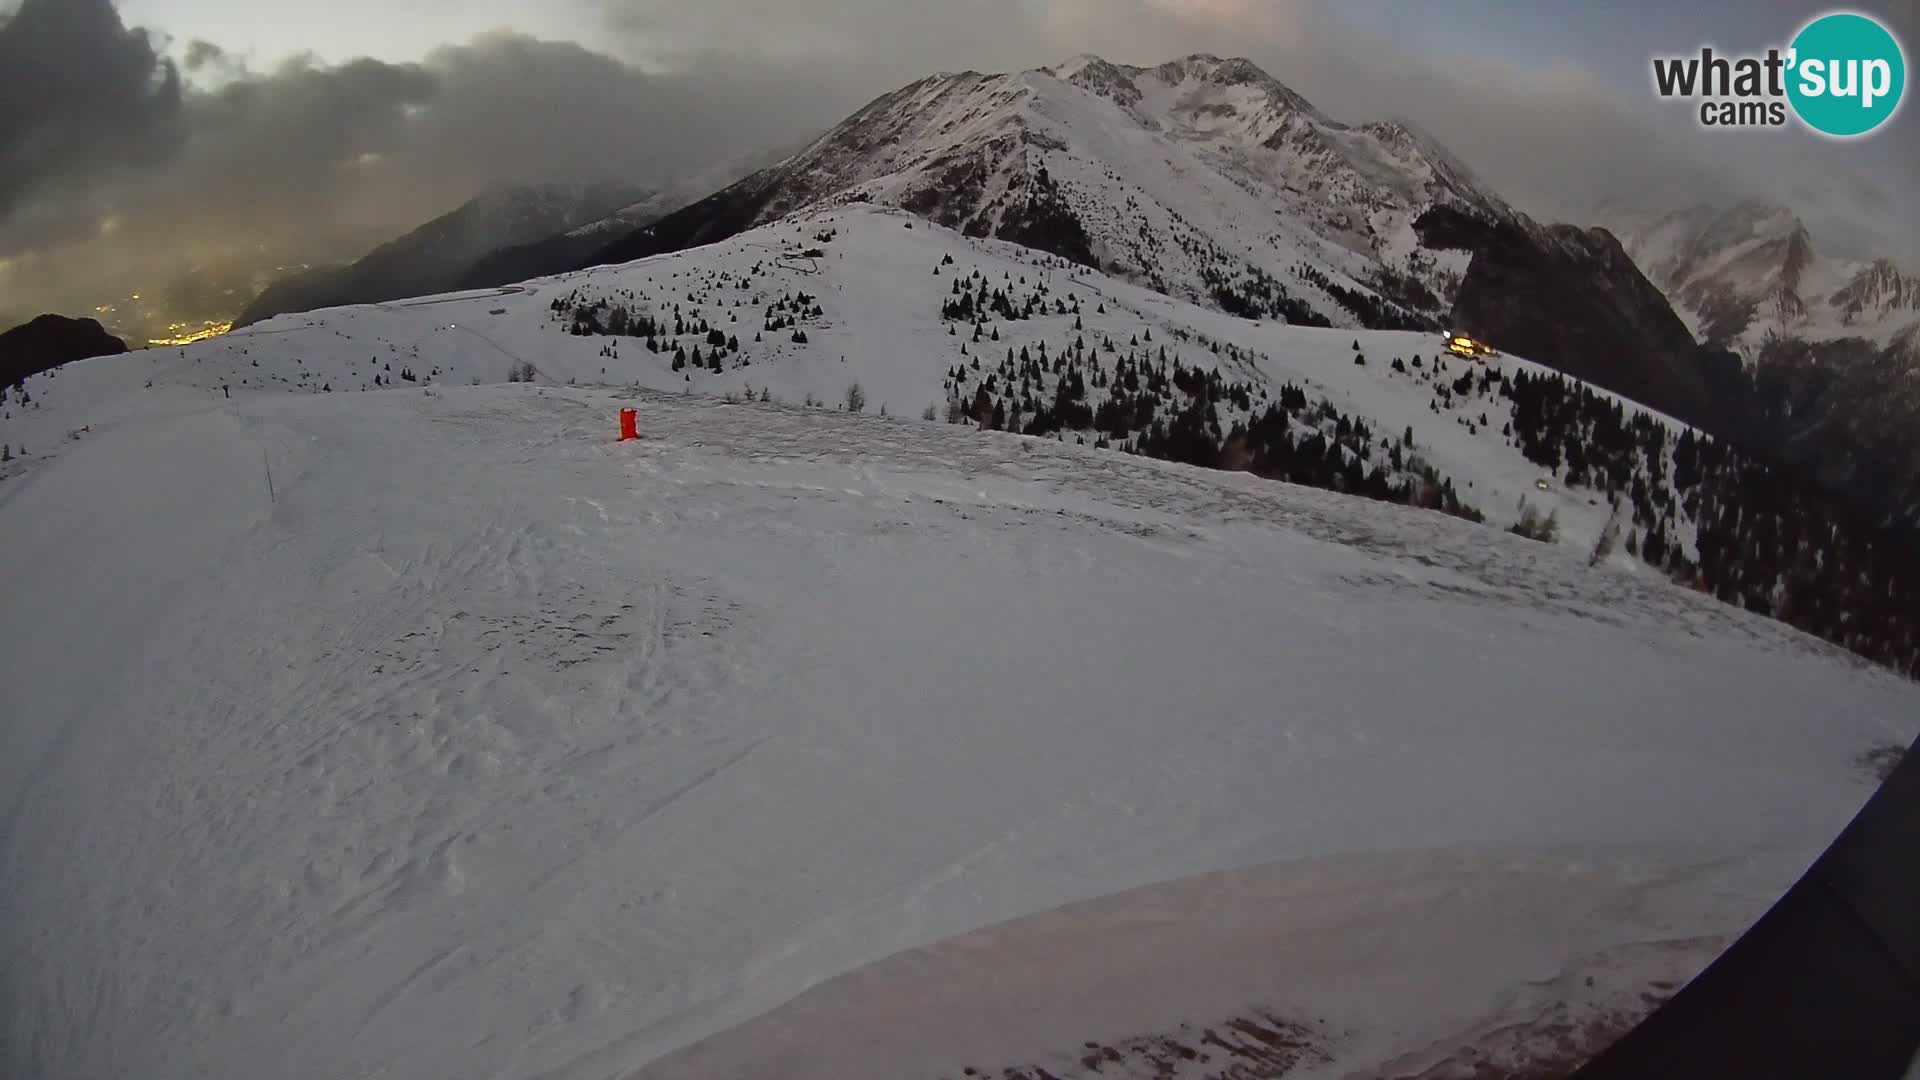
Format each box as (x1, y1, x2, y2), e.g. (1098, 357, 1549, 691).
(1600, 196, 1918, 352)
(1048, 53, 1136, 91)
(1046, 52, 1107, 76)
(1594, 197, 1920, 518)
(1361, 118, 1500, 195)
(1023, 54, 1511, 229)
(1040, 53, 1331, 139)
(1831, 257, 1920, 322)
(599, 53, 1561, 339)
(1685, 198, 1808, 266)
(1146, 53, 1299, 94)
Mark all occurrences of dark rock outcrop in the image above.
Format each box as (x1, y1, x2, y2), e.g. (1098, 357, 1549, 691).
(1, 315, 129, 387)
(1416, 206, 1734, 435)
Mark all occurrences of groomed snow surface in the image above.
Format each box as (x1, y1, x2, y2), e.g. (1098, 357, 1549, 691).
(3, 378, 1916, 1080)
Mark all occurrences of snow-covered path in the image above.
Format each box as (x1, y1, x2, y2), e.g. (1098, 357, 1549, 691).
(2, 386, 1913, 1080)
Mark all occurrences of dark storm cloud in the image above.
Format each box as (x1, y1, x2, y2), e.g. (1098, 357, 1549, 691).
(0, 19, 854, 321)
(398, 33, 845, 188)
(0, 0, 182, 221)
(0, 25, 851, 261)
(123, 31, 845, 248)
(5, 0, 1914, 326)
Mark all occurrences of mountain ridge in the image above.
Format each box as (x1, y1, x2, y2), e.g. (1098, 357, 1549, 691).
(456, 148, 795, 292)
(1598, 197, 1920, 529)
(570, 53, 1735, 435)
(1, 314, 129, 389)
(233, 181, 656, 328)
(1599, 198, 1920, 352)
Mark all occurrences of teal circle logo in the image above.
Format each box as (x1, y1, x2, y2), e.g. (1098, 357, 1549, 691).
(1787, 11, 1906, 137)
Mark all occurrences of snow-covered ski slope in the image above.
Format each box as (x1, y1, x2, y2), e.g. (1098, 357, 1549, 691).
(3, 377, 1916, 1080)
(7, 205, 1692, 560)
(4, 205, 1918, 1078)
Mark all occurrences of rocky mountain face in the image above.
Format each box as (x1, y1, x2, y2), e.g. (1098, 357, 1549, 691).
(1600, 199, 1920, 530)
(597, 54, 1509, 320)
(574, 54, 1733, 435)
(1831, 259, 1920, 328)
(1, 315, 129, 388)
(234, 183, 653, 327)
(1600, 199, 1920, 354)
(1414, 207, 1746, 434)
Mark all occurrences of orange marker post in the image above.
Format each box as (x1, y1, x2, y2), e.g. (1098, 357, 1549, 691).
(618, 408, 639, 442)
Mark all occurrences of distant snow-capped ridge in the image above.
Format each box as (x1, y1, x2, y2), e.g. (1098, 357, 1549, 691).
(1595, 194, 1920, 538)
(1598, 197, 1920, 354)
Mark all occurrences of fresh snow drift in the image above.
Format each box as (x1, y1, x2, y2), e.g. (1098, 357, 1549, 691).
(3, 206, 1917, 1080)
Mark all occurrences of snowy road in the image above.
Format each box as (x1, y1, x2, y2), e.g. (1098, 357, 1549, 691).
(2, 386, 1914, 1080)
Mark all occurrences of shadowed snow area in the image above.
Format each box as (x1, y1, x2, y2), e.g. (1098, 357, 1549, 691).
(638, 848, 1746, 1080)
(2, 385, 1916, 1080)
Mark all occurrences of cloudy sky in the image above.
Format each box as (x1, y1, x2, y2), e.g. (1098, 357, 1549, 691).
(2, 0, 1915, 324)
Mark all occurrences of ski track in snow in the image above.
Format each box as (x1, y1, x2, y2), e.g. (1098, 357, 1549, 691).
(2, 379, 1916, 1080)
